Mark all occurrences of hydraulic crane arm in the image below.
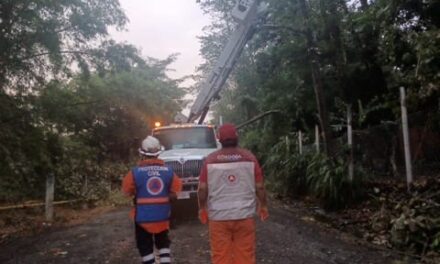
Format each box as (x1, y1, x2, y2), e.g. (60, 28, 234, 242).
(187, 0, 262, 124)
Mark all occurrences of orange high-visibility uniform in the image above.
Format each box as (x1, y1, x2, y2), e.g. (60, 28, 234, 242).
(209, 218, 256, 264)
(122, 159, 182, 233)
(199, 147, 263, 264)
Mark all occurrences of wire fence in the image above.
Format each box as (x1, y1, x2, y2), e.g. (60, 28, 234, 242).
(352, 112, 440, 177)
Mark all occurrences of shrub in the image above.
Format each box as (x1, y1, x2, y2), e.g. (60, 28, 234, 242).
(390, 184, 440, 254)
(306, 154, 365, 210)
(263, 135, 366, 209)
(264, 136, 310, 198)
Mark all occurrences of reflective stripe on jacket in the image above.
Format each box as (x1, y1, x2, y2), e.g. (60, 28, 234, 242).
(207, 161, 256, 221)
(133, 165, 173, 223)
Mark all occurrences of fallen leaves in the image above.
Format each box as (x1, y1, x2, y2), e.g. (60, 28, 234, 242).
(313, 176, 440, 260)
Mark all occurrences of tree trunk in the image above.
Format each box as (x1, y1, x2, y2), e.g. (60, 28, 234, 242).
(298, 0, 334, 157)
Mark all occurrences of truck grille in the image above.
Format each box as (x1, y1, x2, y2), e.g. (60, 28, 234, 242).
(165, 160, 203, 178)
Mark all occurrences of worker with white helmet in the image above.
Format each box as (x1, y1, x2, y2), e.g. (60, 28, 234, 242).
(122, 136, 182, 264)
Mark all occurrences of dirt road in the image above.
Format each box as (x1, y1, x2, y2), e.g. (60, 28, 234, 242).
(0, 200, 417, 264)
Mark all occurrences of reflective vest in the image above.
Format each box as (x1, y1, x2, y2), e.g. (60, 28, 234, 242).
(132, 165, 173, 223)
(207, 161, 256, 221)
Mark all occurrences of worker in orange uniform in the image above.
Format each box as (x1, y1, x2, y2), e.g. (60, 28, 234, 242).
(122, 136, 182, 264)
(198, 123, 269, 264)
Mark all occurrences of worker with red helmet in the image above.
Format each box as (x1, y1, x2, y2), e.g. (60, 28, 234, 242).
(198, 123, 269, 264)
(122, 136, 182, 264)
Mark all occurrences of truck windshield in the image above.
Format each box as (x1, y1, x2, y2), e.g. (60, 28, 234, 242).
(153, 127, 217, 150)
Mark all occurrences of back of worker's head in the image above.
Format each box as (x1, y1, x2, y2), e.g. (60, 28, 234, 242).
(218, 123, 238, 148)
(139, 136, 162, 158)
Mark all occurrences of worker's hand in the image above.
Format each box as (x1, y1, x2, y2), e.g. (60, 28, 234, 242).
(259, 206, 269, 222)
(198, 209, 208, 224)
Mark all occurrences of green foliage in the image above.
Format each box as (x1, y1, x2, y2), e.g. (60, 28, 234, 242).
(355, 177, 440, 256)
(53, 138, 130, 201)
(0, 0, 185, 203)
(432, 232, 440, 253)
(0, 0, 142, 91)
(261, 133, 364, 209)
(306, 153, 365, 210)
(0, 61, 183, 202)
(0, 93, 56, 201)
(264, 136, 310, 198)
(198, 0, 439, 214)
(390, 191, 440, 253)
(200, 0, 440, 131)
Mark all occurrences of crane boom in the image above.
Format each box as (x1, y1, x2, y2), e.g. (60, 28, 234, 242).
(187, 0, 261, 124)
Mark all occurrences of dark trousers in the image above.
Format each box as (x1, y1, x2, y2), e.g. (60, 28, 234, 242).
(135, 224, 171, 264)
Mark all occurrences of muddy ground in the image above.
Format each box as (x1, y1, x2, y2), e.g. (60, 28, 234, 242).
(0, 199, 418, 264)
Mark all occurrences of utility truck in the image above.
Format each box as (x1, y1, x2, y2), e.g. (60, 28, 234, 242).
(152, 124, 219, 200)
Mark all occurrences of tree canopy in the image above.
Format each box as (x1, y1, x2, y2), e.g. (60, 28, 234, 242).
(197, 0, 439, 153)
(0, 0, 184, 201)
(0, 0, 145, 92)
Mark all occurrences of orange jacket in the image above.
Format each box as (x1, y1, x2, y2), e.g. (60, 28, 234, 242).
(122, 159, 182, 233)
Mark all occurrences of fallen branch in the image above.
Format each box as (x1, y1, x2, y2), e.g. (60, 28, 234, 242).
(237, 110, 281, 130)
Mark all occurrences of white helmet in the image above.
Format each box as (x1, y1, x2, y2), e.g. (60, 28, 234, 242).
(139, 136, 162, 156)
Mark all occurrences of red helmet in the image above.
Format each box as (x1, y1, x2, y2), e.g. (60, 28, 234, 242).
(218, 123, 238, 143)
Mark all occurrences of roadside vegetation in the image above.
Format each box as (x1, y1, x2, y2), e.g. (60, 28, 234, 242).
(197, 0, 440, 260)
(0, 0, 185, 245)
(0, 0, 184, 203)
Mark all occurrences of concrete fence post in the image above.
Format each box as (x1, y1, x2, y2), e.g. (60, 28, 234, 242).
(347, 104, 354, 182)
(400, 87, 413, 192)
(315, 125, 320, 153)
(45, 173, 55, 222)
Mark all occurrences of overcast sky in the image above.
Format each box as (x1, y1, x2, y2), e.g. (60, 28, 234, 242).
(110, 0, 212, 82)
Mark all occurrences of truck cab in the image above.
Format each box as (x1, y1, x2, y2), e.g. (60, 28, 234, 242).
(152, 124, 219, 200)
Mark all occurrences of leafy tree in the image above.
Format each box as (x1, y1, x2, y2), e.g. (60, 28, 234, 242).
(0, 59, 184, 202)
(0, 0, 185, 202)
(0, 0, 139, 91)
(198, 0, 439, 145)
(0, 93, 54, 200)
